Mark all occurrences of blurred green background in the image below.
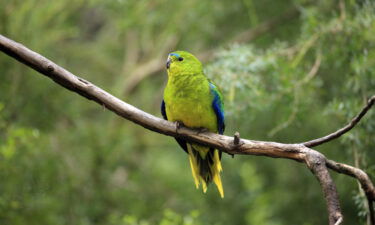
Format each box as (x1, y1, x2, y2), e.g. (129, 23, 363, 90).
(1, 0, 374, 224)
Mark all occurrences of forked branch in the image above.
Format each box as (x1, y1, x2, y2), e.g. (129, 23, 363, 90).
(1, 34, 374, 225)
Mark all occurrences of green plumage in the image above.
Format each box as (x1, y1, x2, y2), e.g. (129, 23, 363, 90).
(164, 72, 218, 133)
(162, 51, 224, 197)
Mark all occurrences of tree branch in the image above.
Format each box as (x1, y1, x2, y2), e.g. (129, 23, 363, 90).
(1, 34, 373, 225)
(326, 160, 375, 200)
(305, 152, 342, 225)
(303, 95, 375, 148)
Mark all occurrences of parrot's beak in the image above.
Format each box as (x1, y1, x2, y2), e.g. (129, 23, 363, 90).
(166, 56, 171, 69)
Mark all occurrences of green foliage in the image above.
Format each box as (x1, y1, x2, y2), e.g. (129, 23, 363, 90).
(0, 0, 374, 224)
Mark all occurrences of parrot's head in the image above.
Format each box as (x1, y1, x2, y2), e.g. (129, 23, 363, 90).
(166, 51, 203, 76)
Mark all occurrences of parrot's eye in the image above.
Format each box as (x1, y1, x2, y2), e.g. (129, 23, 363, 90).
(178, 57, 184, 61)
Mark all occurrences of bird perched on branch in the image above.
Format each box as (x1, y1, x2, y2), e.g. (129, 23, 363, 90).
(161, 51, 225, 198)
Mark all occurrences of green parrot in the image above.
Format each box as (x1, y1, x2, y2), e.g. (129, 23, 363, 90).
(161, 51, 225, 198)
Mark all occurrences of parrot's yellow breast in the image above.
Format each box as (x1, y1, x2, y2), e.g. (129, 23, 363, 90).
(165, 96, 217, 132)
(163, 74, 218, 132)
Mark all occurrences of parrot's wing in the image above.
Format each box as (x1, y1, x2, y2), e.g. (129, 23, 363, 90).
(161, 99, 188, 154)
(209, 82, 225, 134)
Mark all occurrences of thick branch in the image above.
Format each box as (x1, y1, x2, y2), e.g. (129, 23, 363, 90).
(0, 34, 373, 225)
(303, 96, 375, 147)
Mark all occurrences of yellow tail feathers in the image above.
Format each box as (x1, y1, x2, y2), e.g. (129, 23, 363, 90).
(187, 144, 224, 198)
(213, 150, 224, 198)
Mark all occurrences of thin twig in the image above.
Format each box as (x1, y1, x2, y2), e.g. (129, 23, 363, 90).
(233, 132, 241, 145)
(303, 95, 375, 148)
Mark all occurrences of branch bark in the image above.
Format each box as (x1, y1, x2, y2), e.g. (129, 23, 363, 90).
(305, 152, 342, 225)
(1, 34, 374, 225)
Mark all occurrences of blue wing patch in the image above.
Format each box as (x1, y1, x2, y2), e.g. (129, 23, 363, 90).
(209, 83, 225, 134)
